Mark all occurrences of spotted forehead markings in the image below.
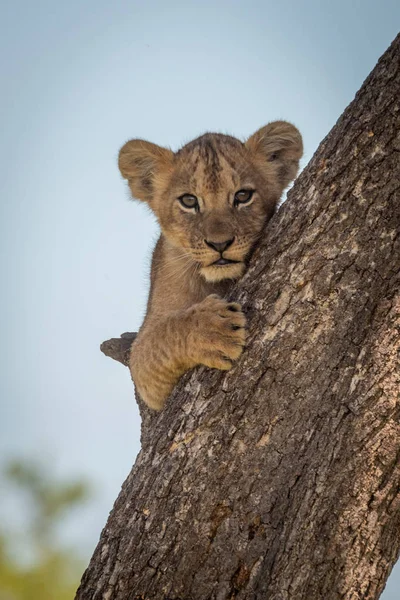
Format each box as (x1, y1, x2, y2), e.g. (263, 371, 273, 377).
(192, 138, 220, 193)
(179, 134, 244, 194)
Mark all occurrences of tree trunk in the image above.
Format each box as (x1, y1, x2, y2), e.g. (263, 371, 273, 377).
(76, 35, 400, 600)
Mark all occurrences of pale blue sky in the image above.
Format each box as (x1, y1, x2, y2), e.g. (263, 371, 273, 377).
(1, 0, 399, 595)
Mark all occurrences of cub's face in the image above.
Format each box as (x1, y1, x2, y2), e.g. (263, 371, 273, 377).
(119, 122, 303, 282)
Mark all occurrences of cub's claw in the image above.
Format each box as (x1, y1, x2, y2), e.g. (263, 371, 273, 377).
(186, 294, 247, 371)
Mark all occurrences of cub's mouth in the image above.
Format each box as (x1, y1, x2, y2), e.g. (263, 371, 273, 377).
(212, 258, 240, 266)
(201, 259, 246, 282)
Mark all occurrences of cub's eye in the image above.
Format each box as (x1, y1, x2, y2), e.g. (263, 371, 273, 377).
(178, 194, 199, 211)
(268, 152, 279, 161)
(234, 189, 255, 206)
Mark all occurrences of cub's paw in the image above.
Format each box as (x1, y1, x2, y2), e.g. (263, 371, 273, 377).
(186, 294, 247, 370)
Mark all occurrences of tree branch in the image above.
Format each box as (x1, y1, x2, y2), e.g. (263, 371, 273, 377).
(100, 332, 137, 367)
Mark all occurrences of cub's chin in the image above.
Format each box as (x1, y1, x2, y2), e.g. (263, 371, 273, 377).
(200, 261, 246, 283)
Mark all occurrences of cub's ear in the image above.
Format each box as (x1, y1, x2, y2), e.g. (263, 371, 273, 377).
(118, 139, 174, 203)
(245, 121, 303, 188)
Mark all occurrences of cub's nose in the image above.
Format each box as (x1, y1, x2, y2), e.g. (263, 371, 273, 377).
(204, 238, 235, 253)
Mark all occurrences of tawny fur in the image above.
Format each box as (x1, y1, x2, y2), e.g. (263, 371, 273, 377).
(118, 122, 303, 410)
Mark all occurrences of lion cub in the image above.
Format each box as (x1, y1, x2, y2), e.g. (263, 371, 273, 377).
(119, 122, 303, 410)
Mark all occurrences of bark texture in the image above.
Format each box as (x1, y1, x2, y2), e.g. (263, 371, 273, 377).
(77, 35, 400, 600)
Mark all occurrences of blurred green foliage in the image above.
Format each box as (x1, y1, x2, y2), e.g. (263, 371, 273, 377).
(0, 459, 91, 600)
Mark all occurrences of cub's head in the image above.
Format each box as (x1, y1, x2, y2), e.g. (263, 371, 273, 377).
(119, 122, 302, 282)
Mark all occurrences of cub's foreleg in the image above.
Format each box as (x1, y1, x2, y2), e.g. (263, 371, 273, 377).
(130, 295, 246, 410)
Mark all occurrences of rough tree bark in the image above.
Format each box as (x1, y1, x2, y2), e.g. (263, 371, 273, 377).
(76, 36, 400, 600)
